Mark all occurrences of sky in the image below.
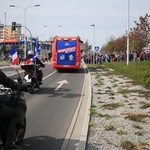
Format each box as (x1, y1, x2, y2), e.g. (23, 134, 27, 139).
(0, 0, 149, 49)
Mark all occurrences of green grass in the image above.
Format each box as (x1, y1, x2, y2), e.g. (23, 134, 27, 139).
(140, 102, 150, 109)
(125, 115, 145, 123)
(88, 121, 94, 127)
(103, 61, 150, 88)
(132, 124, 143, 129)
(117, 129, 127, 135)
(89, 104, 97, 116)
(100, 102, 123, 110)
(105, 125, 116, 131)
(118, 88, 143, 94)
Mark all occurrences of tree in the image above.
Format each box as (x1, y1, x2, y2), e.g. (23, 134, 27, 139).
(101, 13, 150, 54)
(101, 36, 116, 53)
(130, 13, 150, 52)
(115, 35, 127, 52)
(84, 40, 89, 53)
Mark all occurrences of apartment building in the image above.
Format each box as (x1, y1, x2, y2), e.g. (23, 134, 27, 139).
(0, 23, 24, 58)
(0, 24, 21, 43)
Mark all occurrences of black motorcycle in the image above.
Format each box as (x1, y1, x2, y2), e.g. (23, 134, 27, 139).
(20, 64, 42, 94)
(0, 77, 27, 150)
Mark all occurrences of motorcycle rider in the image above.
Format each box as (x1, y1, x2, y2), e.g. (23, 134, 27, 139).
(25, 50, 45, 84)
(0, 69, 28, 150)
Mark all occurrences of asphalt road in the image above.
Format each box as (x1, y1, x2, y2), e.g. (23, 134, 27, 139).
(0, 63, 86, 150)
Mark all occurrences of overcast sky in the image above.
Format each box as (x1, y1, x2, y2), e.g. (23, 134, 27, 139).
(0, 0, 149, 48)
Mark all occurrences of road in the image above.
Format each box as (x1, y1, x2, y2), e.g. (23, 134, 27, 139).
(0, 63, 86, 150)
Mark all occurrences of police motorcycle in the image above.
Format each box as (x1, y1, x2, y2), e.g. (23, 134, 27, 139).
(0, 70, 27, 150)
(20, 62, 42, 94)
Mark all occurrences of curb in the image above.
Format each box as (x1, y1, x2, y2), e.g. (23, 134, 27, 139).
(78, 65, 91, 150)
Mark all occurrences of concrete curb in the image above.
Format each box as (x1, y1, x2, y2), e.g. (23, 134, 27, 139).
(77, 64, 91, 150)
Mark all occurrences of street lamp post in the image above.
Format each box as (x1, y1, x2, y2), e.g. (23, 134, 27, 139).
(4, 13, 7, 26)
(90, 24, 95, 64)
(9, 4, 40, 58)
(127, 0, 130, 65)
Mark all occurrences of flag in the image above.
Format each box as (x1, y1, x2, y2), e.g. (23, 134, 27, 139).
(33, 43, 42, 60)
(23, 44, 42, 64)
(10, 46, 19, 65)
(34, 43, 42, 56)
(23, 58, 34, 64)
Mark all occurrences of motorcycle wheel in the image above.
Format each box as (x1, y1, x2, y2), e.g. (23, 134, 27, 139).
(14, 117, 26, 144)
(29, 81, 36, 94)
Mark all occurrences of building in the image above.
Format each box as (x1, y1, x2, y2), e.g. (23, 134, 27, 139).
(0, 23, 53, 60)
(0, 23, 21, 43)
(0, 23, 24, 58)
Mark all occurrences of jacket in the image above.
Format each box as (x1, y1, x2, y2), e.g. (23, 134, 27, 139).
(0, 69, 22, 90)
(26, 55, 45, 68)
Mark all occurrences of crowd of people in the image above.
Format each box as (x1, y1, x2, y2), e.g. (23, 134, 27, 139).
(41, 52, 52, 62)
(83, 50, 150, 64)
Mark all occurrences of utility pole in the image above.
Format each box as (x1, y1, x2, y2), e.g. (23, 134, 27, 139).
(127, 0, 130, 65)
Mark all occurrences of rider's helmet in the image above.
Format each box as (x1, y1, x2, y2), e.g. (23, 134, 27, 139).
(27, 50, 34, 56)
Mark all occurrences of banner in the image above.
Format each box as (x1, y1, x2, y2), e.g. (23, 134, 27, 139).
(56, 40, 76, 65)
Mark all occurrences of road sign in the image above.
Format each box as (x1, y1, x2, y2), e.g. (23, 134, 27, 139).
(95, 46, 99, 52)
(19, 34, 25, 42)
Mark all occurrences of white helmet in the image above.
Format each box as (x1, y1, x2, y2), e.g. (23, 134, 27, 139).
(28, 50, 34, 56)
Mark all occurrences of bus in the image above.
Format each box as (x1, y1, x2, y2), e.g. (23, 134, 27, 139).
(51, 36, 82, 70)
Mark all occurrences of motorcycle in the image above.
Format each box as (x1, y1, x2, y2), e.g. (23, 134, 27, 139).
(0, 72, 27, 150)
(20, 63, 42, 94)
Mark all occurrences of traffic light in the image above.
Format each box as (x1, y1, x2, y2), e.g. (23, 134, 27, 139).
(12, 22, 16, 31)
